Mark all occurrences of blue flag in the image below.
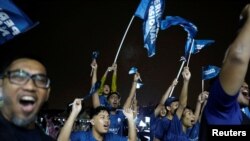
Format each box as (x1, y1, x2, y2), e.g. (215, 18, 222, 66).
(161, 16, 198, 38)
(128, 67, 138, 74)
(92, 51, 99, 59)
(128, 67, 143, 89)
(0, 0, 37, 45)
(202, 65, 220, 80)
(135, 0, 165, 57)
(134, 0, 152, 19)
(184, 38, 215, 58)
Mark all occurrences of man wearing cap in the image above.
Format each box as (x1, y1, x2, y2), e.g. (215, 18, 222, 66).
(148, 79, 178, 141)
(154, 96, 179, 141)
(154, 67, 194, 141)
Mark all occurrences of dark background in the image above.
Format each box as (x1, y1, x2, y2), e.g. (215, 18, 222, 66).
(0, 0, 249, 110)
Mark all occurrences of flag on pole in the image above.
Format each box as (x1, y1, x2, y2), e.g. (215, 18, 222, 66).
(202, 65, 220, 80)
(134, 0, 152, 19)
(0, 0, 37, 45)
(161, 16, 198, 38)
(128, 67, 143, 89)
(135, 0, 165, 57)
(128, 67, 138, 74)
(184, 38, 215, 58)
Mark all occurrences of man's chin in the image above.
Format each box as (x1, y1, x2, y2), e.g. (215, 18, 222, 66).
(12, 116, 35, 127)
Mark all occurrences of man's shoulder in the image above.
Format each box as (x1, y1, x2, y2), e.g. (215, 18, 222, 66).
(105, 132, 127, 140)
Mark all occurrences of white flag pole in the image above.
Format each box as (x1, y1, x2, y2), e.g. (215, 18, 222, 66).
(186, 38, 194, 67)
(113, 16, 135, 64)
(169, 58, 186, 97)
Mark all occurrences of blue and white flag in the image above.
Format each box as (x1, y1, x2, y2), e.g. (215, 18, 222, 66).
(0, 0, 37, 45)
(135, 0, 165, 57)
(129, 67, 138, 74)
(184, 38, 215, 58)
(136, 80, 144, 89)
(128, 67, 143, 89)
(202, 65, 220, 80)
(161, 16, 198, 38)
(134, 0, 152, 19)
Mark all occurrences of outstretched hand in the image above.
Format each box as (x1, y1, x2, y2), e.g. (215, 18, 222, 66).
(122, 108, 134, 120)
(198, 91, 209, 103)
(91, 59, 97, 70)
(182, 67, 191, 81)
(134, 72, 141, 82)
(71, 98, 83, 118)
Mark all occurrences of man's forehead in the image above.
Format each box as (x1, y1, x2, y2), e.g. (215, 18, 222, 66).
(242, 82, 249, 87)
(97, 110, 109, 116)
(9, 59, 46, 73)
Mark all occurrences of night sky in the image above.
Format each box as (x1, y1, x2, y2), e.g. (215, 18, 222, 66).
(0, 0, 249, 110)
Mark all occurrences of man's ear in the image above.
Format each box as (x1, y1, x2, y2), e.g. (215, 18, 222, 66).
(166, 106, 171, 111)
(45, 88, 51, 102)
(90, 119, 94, 125)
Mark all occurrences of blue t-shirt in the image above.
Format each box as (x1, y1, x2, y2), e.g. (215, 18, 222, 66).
(154, 116, 171, 141)
(187, 122, 200, 141)
(149, 113, 163, 141)
(204, 78, 242, 125)
(109, 110, 126, 136)
(99, 95, 110, 108)
(70, 130, 128, 141)
(99, 96, 125, 135)
(164, 115, 189, 141)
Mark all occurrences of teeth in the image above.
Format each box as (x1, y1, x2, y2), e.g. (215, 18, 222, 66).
(21, 96, 35, 102)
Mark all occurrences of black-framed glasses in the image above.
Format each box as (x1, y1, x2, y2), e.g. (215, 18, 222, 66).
(4, 69, 50, 89)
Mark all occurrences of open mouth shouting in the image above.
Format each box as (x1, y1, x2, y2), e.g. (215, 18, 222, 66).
(19, 95, 37, 113)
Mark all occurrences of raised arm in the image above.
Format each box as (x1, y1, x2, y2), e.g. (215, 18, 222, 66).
(154, 79, 178, 117)
(91, 60, 101, 108)
(57, 98, 82, 141)
(176, 67, 191, 119)
(98, 66, 112, 94)
(111, 63, 117, 92)
(123, 72, 141, 109)
(123, 108, 137, 141)
(194, 91, 208, 123)
(220, 4, 250, 96)
(198, 92, 208, 122)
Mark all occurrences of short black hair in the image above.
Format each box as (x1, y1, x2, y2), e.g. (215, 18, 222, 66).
(0, 53, 48, 75)
(107, 92, 121, 100)
(184, 105, 195, 113)
(89, 106, 110, 119)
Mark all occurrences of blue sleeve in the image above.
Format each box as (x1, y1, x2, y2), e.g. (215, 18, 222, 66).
(154, 118, 170, 140)
(105, 133, 128, 141)
(208, 78, 239, 109)
(187, 122, 200, 141)
(205, 78, 242, 124)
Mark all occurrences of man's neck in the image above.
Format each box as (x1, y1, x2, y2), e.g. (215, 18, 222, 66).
(166, 113, 173, 120)
(92, 128, 104, 141)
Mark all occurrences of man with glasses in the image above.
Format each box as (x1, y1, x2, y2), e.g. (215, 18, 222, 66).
(0, 57, 55, 141)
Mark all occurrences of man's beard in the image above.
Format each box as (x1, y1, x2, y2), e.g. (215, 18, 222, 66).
(12, 115, 37, 127)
